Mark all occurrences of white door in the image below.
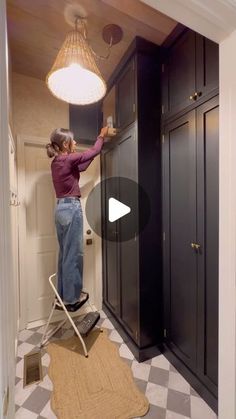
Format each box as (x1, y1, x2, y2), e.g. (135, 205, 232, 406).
(24, 142, 57, 325)
(18, 137, 101, 329)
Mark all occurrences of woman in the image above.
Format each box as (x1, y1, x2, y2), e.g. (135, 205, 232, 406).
(46, 126, 108, 311)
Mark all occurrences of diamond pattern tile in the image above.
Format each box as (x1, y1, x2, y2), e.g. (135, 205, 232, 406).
(168, 371, 191, 394)
(132, 360, 151, 381)
(167, 389, 191, 417)
(15, 310, 218, 418)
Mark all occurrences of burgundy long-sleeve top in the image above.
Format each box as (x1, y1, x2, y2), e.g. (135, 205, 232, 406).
(51, 136, 104, 198)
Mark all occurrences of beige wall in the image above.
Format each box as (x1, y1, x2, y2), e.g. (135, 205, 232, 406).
(12, 72, 69, 139)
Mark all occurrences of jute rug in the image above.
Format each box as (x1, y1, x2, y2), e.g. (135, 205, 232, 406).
(47, 329, 149, 419)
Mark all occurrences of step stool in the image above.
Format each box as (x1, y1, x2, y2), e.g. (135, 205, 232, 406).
(40, 273, 101, 357)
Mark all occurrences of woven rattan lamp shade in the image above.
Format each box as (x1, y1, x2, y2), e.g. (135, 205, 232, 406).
(46, 30, 107, 105)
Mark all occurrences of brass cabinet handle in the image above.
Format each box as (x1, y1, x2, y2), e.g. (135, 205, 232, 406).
(189, 92, 198, 101)
(191, 242, 201, 251)
(189, 92, 202, 100)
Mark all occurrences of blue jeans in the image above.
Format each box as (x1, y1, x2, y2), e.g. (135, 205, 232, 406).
(55, 198, 83, 304)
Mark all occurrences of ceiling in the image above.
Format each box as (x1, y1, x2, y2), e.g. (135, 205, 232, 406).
(7, 0, 177, 82)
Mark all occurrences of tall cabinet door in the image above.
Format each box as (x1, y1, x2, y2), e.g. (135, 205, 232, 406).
(163, 30, 196, 117)
(118, 127, 139, 342)
(103, 147, 120, 316)
(116, 58, 136, 130)
(196, 97, 219, 397)
(196, 35, 219, 99)
(163, 99, 219, 399)
(163, 111, 198, 371)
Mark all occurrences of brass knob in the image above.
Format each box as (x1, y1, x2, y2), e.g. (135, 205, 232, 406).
(190, 92, 198, 101)
(191, 242, 201, 251)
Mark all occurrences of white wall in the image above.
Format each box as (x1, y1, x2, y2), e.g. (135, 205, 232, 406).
(218, 29, 236, 419)
(0, 1, 17, 418)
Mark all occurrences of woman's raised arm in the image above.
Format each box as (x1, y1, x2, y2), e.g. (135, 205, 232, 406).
(69, 127, 108, 166)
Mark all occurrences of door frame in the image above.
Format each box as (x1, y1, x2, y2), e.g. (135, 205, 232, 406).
(0, 1, 16, 416)
(9, 125, 20, 349)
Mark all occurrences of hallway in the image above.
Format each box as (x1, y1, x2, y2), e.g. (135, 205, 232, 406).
(15, 310, 216, 419)
(1, 1, 236, 418)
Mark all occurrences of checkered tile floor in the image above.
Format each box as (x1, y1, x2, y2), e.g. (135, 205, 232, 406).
(15, 309, 217, 419)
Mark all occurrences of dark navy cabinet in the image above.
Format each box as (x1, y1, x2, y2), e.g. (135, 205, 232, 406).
(162, 29, 219, 121)
(101, 38, 163, 361)
(162, 27, 219, 412)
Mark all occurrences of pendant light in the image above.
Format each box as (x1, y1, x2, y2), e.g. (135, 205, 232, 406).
(46, 17, 108, 105)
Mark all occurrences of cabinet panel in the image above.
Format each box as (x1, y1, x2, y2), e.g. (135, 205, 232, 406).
(102, 85, 116, 127)
(162, 30, 219, 121)
(164, 111, 198, 370)
(69, 103, 101, 145)
(116, 58, 136, 129)
(197, 97, 219, 396)
(165, 30, 195, 116)
(118, 128, 139, 341)
(163, 100, 219, 407)
(196, 35, 219, 99)
(103, 147, 120, 315)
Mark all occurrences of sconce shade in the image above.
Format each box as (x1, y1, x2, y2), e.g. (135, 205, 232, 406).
(46, 30, 107, 105)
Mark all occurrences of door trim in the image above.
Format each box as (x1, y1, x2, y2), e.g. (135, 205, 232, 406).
(0, 1, 16, 416)
(9, 125, 20, 351)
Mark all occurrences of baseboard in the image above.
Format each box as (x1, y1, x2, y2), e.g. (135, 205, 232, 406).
(26, 304, 97, 330)
(163, 343, 218, 414)
(102, 304, 161, 362)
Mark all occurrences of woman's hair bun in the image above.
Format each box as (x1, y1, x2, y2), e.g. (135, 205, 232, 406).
(46, 142, 57, 158)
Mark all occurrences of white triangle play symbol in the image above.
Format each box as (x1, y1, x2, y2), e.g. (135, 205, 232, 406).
(108, 197, 131, 222)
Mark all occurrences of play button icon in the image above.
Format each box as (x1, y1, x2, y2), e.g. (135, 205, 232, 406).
(85, 176, 150, 242)
(108, 198, 131, 222)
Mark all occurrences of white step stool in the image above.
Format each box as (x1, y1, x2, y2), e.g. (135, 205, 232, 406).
(40, 273, 101, 357)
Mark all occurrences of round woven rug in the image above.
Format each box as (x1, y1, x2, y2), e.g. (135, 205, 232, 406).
(47, 329, 149, 418)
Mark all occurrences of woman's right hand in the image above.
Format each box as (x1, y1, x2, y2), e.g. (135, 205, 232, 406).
(99, 126, 109, 138)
